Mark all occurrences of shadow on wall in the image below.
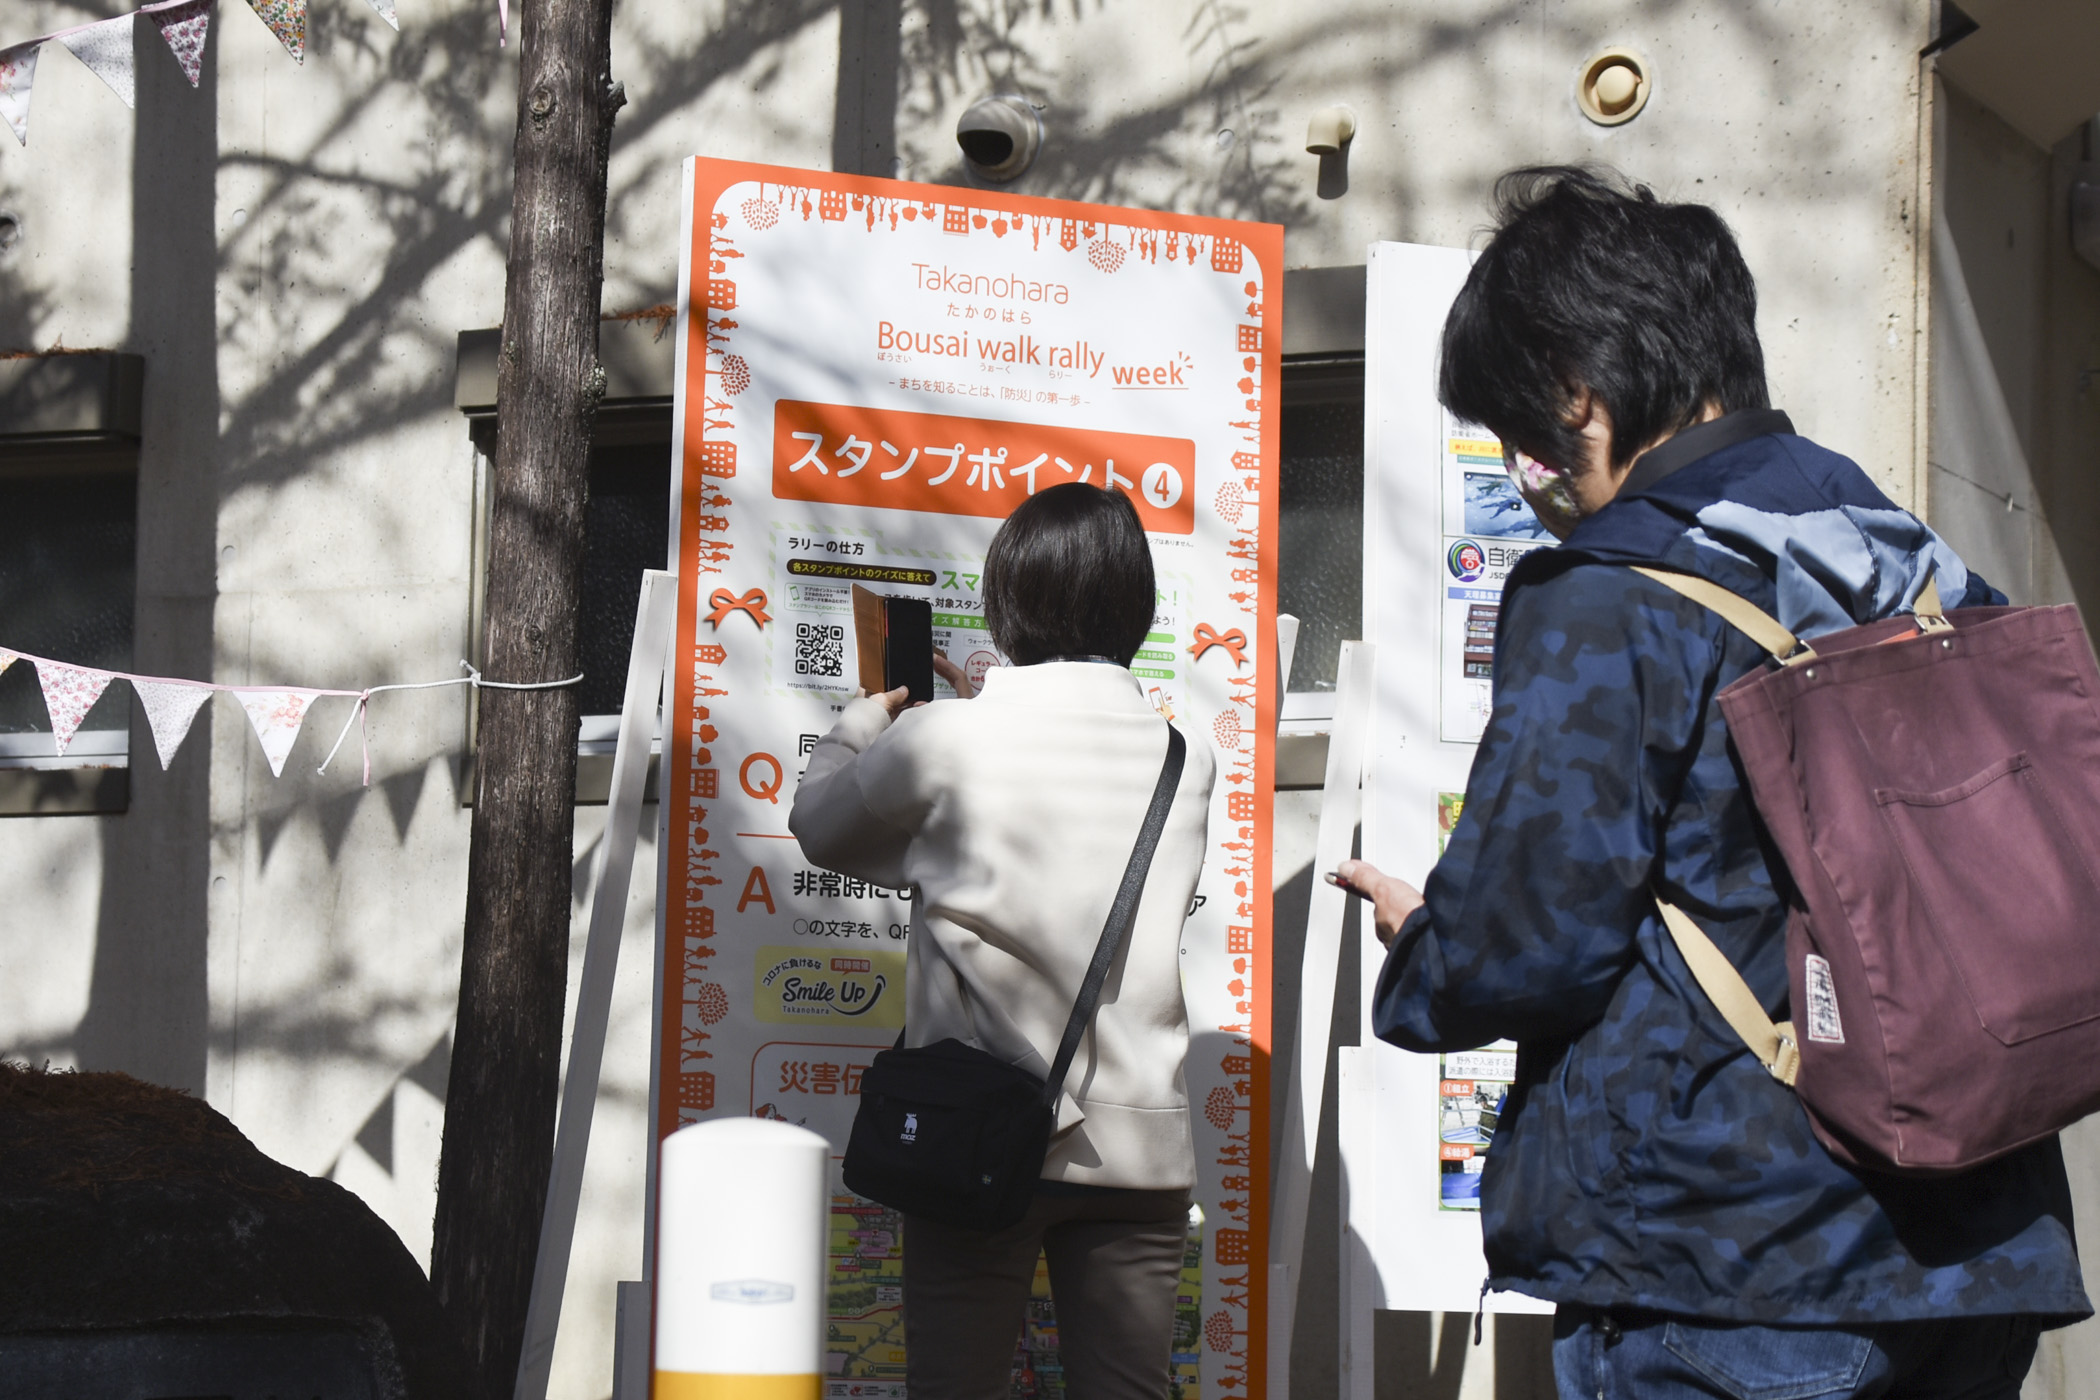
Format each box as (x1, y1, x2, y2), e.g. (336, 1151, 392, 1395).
(70, 12, 223, 1094)
(892, 0, 1314, 227)
(836, 0, 1821, 266)
(1371, 1311, 1554, 1400)
(49, 2, 853, 1089)
(0, 242, 49, 351)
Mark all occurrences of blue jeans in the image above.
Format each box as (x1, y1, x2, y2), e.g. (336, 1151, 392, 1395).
(1552, 1307, 2041, 1400)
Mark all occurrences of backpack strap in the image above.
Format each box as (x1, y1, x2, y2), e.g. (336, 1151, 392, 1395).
(1655, 897, 1800, 1086)
(1631, 567, 1806, 1082)
(1631, 565, 1954, 657)
(1629, 566, 1816, 664)
(1633, 562, 1949, 1088)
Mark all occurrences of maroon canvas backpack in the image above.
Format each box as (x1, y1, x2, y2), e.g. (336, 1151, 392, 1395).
(1636, 566, 2100, 1174)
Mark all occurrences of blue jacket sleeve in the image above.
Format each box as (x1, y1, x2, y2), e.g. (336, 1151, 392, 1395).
(1372, 564, 1717, 1051)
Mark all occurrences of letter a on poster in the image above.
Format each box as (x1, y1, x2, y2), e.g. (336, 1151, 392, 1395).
(657, 158, 1284, 1396)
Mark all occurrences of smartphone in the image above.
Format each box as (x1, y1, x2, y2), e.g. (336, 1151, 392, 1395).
(852, 585, 935, 705)
(881, 595, 934, 705)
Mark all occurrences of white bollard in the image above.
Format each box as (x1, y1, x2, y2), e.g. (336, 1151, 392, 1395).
(655, 1117, 831, 1399)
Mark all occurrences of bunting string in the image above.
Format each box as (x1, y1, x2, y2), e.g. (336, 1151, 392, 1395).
(0, 647, 580, 787)
(0, 0, 520, 147)
(313, 662, 586, 783)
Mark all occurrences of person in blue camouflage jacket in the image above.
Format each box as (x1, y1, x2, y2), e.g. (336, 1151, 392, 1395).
(1339, 168, 2089, 1399)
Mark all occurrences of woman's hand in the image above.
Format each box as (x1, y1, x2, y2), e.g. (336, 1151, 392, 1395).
(860, 654, 972, 718)
(872, 685, 915, 718)
(1336, 858, 1425, 948)
(932, 652, 976, 699)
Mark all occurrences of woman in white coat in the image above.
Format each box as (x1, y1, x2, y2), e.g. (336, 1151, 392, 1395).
(791, 483, 1215, 1399)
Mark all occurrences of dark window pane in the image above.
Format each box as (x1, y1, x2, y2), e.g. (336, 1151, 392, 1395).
(0, 468, 135, 733)
(577, 442, 672, 716)
(1277, 381, 1363, 694)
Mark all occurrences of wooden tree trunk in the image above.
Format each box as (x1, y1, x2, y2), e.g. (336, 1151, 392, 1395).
(431, 1, 623, 1393)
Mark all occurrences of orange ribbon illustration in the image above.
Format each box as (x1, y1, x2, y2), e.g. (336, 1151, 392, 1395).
(707, 587, 771, 630)
(1189, 622, 1249, 667)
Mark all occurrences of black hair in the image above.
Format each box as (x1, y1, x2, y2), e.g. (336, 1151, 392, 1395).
(983, 483, 1156, 667)
(1439, 166, 1769, 469)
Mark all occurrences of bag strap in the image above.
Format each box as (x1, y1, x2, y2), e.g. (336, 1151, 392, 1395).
(1041, 725, 1187, 1111)
(1629, 565, 1953, 663)
(1629, 566, 1815, 663)
(1627, 567, 1814, 1083)
(1654, 897, 1799, 1086)
(1633, 563, 1945, 1091)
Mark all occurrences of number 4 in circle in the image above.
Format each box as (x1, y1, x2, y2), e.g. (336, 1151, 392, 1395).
(1142, 462, 1183, 508)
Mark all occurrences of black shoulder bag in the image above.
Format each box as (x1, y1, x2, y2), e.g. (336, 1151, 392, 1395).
(843, 726, 1187, 1231)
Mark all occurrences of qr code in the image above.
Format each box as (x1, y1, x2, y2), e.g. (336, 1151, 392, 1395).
(794, 622, 845, 678)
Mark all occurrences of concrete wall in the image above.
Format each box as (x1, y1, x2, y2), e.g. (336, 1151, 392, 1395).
(13, 3, 2089, 1398)
(1930, 79, 2100, 1400)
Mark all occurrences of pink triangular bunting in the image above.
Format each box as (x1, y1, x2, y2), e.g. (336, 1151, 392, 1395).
(238, 689, 318, 777)
(245, 0, 307, 64)
(0, 647, 18, 677)
(0, 42, 38, 145)
(32, 659, 116, 755)
(57, 16, 136, 110)
(147, 0, 212, 88)
(133, 679, 213, 770)
(363, 0, 399, 31)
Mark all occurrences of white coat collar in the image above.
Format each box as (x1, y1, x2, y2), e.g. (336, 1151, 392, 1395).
(973, 660, 1155, 713)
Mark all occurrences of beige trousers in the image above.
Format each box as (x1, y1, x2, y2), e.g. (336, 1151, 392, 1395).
(902, 1188, 1192, 1400)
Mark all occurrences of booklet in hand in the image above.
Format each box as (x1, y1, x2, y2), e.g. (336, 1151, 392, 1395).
(852, 585, 935, 705)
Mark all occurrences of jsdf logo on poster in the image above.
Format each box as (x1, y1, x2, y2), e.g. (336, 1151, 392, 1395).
(794, 622, 845, 677)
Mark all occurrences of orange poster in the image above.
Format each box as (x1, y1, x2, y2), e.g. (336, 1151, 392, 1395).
(658, 157, 1282, 1398)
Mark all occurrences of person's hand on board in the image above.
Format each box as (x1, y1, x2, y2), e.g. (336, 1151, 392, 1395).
(1333, 859, 1426, 947)
(932, 652, 976, 700)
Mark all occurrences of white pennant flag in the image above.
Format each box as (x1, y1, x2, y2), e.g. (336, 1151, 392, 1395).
(238, 689, 319, 777)
(32, 659, 116, 755)
(133, 679, 213, 770)
(0, 647, 17, 677)
(58, 15, 136, 110)
(0, 42, 39, 146)
(364, 0, 399, 31)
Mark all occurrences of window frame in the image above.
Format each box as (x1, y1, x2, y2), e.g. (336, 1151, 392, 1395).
(455, 320, 677, 806)
(1274, 267, 1366, 787)
(0, 352, 144, 816)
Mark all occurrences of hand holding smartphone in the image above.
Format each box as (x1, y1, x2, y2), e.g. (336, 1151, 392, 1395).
(852, 584, 934, 705)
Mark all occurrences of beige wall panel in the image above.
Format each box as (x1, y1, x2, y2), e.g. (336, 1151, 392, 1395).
(874, 2, 1931, 498)
(0, 3, 136, 352)
(0, 821, 104, 1066)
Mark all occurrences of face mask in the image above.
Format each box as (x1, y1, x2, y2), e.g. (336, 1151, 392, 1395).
(1505, 447, 1584, 537)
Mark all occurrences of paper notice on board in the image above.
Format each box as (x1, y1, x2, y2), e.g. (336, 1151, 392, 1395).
(1431, 788, 1515, 1212)
(1437, 414, 1548, 743)
(1437, 1043, 1517, 1211)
